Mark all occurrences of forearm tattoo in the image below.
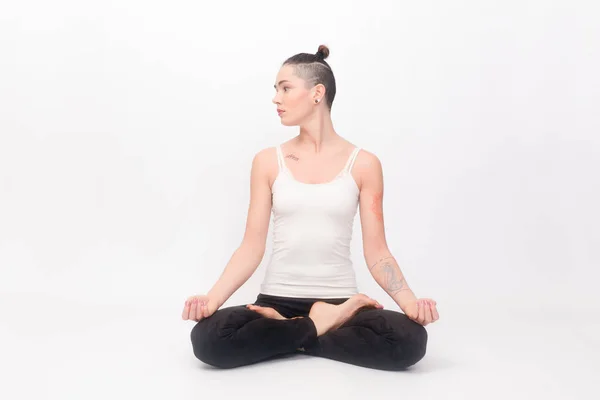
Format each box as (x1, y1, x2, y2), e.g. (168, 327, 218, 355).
(370, 256, 409, 295)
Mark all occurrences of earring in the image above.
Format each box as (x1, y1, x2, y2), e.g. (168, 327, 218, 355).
(315, 99, 320, 103)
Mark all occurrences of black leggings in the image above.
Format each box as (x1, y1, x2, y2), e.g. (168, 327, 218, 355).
(190, 293, 428, 371)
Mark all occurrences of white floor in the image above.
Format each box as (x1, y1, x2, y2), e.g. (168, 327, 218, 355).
(1, 292, 597, 400)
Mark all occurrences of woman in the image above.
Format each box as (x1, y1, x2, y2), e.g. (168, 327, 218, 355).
(182, 45, 440, 371)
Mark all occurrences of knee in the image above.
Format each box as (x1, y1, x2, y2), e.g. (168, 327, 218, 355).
(189, 308, 252, 369)
(407, 323, 428, 364)
(190, 320, 233, 368)
(391, 321, 428, 370)
(190, 320, 215, 364)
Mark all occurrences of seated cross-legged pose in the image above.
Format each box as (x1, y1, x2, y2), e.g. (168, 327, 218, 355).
(182, 44, 440, 371)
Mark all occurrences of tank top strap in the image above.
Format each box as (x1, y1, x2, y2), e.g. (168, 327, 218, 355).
(275, 144, 286, 172)
(343, 147, 361, 173)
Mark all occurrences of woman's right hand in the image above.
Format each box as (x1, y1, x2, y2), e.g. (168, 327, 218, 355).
(182, 294, 219, 321)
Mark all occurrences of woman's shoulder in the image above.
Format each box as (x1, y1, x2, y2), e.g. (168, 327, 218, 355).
(254, 145, 278, 157)
(251, 146, 279, 170)
(342, 139, 377, 160)
(354, 146, 381, 168)
(250, 146, 280, 187)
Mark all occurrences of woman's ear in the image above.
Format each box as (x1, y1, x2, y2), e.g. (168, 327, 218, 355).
(313, 83, 326, 102)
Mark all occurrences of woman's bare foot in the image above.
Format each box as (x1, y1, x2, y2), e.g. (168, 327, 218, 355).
(246, 304, 303, 320)
(308, 293, 383, 336)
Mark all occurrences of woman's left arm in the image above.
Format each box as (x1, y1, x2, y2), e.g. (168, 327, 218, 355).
(357, 151, 439, 325)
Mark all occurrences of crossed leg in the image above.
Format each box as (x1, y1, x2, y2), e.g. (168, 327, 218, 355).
(301, 307, 428, 371)
(190, 305, 318, 369)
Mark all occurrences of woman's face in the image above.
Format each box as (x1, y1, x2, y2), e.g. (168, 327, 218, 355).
(272, 64, 319, 126)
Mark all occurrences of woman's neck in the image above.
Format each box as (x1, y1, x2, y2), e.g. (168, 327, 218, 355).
(297, 114, 340, 154)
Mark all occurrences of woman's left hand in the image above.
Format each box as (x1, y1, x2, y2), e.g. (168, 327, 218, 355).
(402, 298, 439, 326)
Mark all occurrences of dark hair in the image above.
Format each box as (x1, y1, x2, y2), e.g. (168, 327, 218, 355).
(282, 44, 336, 110)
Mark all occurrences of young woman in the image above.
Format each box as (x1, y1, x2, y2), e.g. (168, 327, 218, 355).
(182, 45, 439, 371)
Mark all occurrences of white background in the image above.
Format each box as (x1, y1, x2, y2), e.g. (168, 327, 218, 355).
(1, 1, 598, 399)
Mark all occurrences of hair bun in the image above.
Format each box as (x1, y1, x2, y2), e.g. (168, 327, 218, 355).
(316, 44, 330, 60)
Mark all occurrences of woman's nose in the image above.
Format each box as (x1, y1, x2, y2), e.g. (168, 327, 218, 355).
(272, 91, 282, 105)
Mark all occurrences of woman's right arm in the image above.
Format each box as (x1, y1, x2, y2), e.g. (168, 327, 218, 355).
(206, 148, 274, 308)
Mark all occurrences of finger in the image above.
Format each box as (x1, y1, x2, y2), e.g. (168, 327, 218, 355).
(182, 302, 187, 320)
(424, 301, 433, 324)
(200, 303, 207, 320)
(190, 299, 198, 321)
(182, 300, 191, 320)
(186, 299, 195, 321)
(418, 300, 426, 324)
(431, 303, 440, 321)
(196, 299, 206, 321)
(422, 301, 431, 326)
(195, 301, 201, 320)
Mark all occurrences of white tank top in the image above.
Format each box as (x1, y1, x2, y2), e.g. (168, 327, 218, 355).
(259, 144, 362, 298)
